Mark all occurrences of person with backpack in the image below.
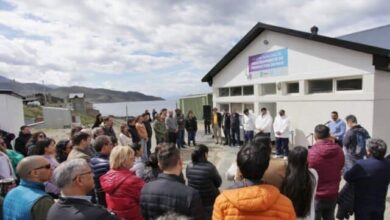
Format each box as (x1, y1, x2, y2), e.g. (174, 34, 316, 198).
(343, 115, 370, 173)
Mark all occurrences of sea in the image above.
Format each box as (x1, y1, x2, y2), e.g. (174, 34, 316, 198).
(93, 100, 178, 117)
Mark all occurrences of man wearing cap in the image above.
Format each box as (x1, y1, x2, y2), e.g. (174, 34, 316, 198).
(3, 155, 54, 220)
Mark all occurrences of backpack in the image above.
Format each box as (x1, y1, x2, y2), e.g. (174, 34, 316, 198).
(353, 129, 369, 157)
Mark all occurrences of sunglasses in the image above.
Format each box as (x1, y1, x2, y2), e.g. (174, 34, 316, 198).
(38, 135, 45, 138)
(34, 164, 51, 170)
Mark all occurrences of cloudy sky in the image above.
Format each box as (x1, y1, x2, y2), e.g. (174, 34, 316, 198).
(0, 0, 389, 99)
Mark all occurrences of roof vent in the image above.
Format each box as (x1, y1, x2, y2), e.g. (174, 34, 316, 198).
(311, 26, 319, 35)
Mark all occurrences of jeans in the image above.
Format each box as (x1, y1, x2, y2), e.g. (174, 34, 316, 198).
(168, 132, 177, 146)
(231, 128, 240, 146)
(244, 130, 254, 143)
(223, 128, 231, 145)
(146, 138, 152, 156)
(315, 199, 336, 220)
(187, 130, 196, 145)
(176, 129, 185, 148)
(276, 138, 289, 156)
(204, 120, 211, 134)
(140, 139, 148, 161)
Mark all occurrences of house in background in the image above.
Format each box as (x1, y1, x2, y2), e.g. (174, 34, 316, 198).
(69, 93, 86, 113)
(202, 22, 390, 147)
(0, 90, 24, 136)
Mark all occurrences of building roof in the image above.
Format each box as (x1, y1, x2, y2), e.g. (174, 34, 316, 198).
(201, 22, 390, 85)
(338, 24, 390, 50)
(0, 89, 24, 99)
(68, 93, 85, 99)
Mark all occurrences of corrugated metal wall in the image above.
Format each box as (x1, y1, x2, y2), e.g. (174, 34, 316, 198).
(178, 94, 212, 119)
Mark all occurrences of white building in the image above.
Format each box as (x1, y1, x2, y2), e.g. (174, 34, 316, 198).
(202, 23, 390, 147)
(0, 90, 24, 136)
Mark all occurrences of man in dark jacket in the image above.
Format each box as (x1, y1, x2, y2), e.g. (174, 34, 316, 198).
(230, 111, 241, 147)
(176, 110, 186, 149)
(308, 125, 344, 220)
(140, 145, 204, 220)
(222, 110, 231, 146)
(343, 115, 370, 172)
(344, 138, 390, 220)
(47, 159, 118, 220)
(143, 113, 153, 155)
(102, 116, 116, 140)
(14, 125, 31, 156)
(127, 117, 140, 144)
(185, 111, 198, 146)
(90, 135, 112, 207)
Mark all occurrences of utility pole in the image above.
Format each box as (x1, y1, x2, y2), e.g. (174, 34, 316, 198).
(42, 80, 47, 105)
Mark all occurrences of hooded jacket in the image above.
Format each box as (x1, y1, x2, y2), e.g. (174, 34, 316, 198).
(14, 132, 31, 156)
(308, 139, 344, 200)
(213, 184, 296, 220)
(100, 168, 144, 220)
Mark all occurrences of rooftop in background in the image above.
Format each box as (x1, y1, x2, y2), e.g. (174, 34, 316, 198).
(68, 93, 85, 99)
(338, 24, 390, 50)
(0, 89, 24, 99)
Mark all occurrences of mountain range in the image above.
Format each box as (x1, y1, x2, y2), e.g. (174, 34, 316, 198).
(0, 75, 163, 103)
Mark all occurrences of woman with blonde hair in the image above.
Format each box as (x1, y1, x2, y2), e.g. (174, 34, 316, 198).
(100, 146, 144, 220)
(119, 123, 132, 146)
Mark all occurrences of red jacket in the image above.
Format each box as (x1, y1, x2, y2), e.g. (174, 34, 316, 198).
(100, 168, 145, 220)
(308, 139, 344, 200)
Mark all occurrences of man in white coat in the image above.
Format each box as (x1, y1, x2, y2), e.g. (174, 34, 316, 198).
(243, 109, 256, 144)
(273, 109, 290, 158)
(255, 108, 273, 138)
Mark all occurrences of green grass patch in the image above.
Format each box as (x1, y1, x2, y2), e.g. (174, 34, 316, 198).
(24, 106, 43, 119)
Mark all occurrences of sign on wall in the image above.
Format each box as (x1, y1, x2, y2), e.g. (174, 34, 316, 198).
(248, 48, 288, 79)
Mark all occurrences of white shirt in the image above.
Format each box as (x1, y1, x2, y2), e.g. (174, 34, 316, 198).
(255, 112, 273, 133)
(119, 133, 132, 146)
(243, 114, 256, 131)
(273, 115, 290, 138)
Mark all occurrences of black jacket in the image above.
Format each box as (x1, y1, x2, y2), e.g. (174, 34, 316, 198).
(128, 125, 140, 143)
(185, 117, 198, 132)
(186, 160, 221, 207)
(90, 154, 110, 207)
(144, 120, 153, 138)
(14, 132, 31, 156)
(140, 173, 204, 220)
(103, 127, 116, 139)
(223, 113, 231, 130)
(230, 112, 240, 130)
(47, 197, 119, 220)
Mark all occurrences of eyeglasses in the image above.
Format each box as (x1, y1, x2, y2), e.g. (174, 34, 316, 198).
(38, 135, 45, 138)
(34, 164, 51, 170)
(72, 170, 93, 181)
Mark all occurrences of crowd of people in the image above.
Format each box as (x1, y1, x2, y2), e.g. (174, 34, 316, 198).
(0, 107, 389, 220)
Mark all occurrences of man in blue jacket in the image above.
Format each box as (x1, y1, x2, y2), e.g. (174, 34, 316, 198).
(344, 138, 390, 220)
(3, 156, 54, 220)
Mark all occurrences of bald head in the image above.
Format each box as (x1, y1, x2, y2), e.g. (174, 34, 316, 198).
(16, 156, 50, 179)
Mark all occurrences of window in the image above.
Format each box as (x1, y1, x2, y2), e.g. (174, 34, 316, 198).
(219, 104, 230, 112)
(243, 103, 254, 112)
(231, 103, 243, 113)
(308, 79, 333, 94)
(243, 85, 254, 95)
(230, 87, 242, 96)
(337, 78, 362, 91)
(219, 88, 229, 97)
(261, 83, 276, 95)
(287, 82, 299, 94)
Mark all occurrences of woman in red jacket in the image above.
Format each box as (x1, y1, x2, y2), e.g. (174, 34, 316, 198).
(100, 145, 144, 220)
